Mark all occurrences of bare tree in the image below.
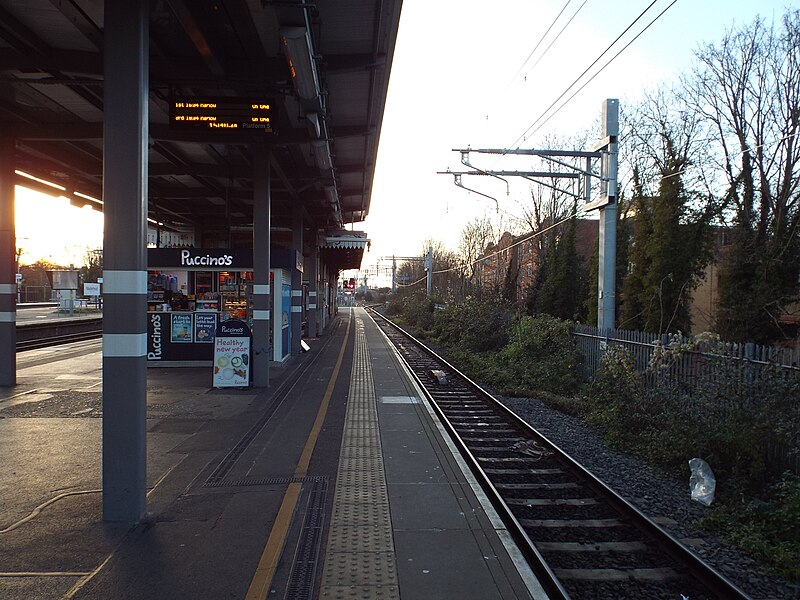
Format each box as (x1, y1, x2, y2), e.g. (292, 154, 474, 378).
(618, 86, 717, 333)
(457, 216, 497, 295)
(512, 134, 589, 262)
(681, 9, 800, 341)
(395, 239, 460, 301)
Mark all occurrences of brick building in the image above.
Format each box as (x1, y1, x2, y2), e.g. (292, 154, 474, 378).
(476, 219, 599, 306)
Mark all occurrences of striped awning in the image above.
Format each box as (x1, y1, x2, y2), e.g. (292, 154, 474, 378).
(321, 230, 370, 270)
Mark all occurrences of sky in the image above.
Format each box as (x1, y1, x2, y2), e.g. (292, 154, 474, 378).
(358, 0, 792, 285)
(15, 185, 103, 268)
(14, 0, 793, 281)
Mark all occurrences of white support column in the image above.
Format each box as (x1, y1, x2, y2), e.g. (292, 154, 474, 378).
(291, 207, 303, 354)
(102, 0, 149, 522)
(307, 237, 319, 337)
(252, 146, 271, 386)
(0, 136, 15, 386)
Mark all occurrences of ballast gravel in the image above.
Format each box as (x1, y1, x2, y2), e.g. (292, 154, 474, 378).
(498, 395, 800, 600)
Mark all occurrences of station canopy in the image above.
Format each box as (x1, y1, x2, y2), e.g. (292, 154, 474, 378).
(321, 229, 370, 271)
(0, 0, 402, 256)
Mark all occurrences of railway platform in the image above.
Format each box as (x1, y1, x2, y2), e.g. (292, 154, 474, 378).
(0, 307, 545, 600)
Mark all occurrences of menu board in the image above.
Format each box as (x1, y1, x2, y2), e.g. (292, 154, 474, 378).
(194, 313, 217, 343)
(171, 313, 193, 343)
(212, 319, 251, 387)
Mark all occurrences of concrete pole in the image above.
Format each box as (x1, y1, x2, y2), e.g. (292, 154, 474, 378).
(252, 146, 271, 387)
(597, 99, 619, 332)
(102, 0, 149, 522)
(0, 136, 16, 386)
(391, 256, 396, 293)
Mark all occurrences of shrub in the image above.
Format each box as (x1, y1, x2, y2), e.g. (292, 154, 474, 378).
(432, 296, 514, 352)
(584, 344, 645, 449)
(700, 474, 800, 579)
(384, 290, 437, 332)
(495, 314, 583, 396)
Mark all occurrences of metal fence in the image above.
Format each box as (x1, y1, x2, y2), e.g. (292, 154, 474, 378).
(572, 324, 800, 381)
(19, 285, 53, 303)
(572, 324, 800, 475)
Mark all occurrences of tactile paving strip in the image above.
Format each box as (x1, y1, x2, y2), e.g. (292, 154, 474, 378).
(319, 584, 400, 600)
(336, 469, 385, 488)
(332, 501, 392, 527)
(321, 551, 398, 586)
(319, 314, 400, 599)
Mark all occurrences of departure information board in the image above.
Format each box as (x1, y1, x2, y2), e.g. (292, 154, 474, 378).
(169, 98, 273, 133)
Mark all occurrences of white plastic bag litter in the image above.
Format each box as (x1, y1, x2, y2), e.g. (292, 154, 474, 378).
(688, 458, 716, 506)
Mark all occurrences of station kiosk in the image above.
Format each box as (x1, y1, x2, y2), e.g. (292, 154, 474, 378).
(146, 247, 295, 366)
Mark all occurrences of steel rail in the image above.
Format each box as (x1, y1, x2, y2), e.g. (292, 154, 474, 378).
(368, 307, 751, 600)
(16, 319, 103, 352)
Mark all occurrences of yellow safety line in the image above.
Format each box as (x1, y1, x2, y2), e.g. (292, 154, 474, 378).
(245, 313, 352, 600)
(244, 482, 302, 600)
(0, 572, 91, 577)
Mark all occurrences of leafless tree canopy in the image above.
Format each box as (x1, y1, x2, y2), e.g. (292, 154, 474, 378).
(681, 10, 800, 234)
(458, 216, 498, 284)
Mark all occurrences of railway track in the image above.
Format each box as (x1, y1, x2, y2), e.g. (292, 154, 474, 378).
(16, 318, 102, 352)
(368, 308, 751, 600)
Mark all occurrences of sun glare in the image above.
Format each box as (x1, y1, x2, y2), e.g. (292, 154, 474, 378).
(15, 186, 104, 268)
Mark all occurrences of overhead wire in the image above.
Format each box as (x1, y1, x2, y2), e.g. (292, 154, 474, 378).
(418, 206, 592, 278)
(525, 0, 679, 140)
(434, 1, 684, 287)
(395, 274, 429, 288)
(505, 0, 666, 153)
(520, 0, 589, 81)
(507, 0, 575, 87)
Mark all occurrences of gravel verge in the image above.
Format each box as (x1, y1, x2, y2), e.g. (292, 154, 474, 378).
(498, 394, 800, 600)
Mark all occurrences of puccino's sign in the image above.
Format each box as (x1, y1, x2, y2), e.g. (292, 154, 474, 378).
(147, 312, 164, 361)
(148, 248, 253, 270)
(146, 311, 216, 362)
(180, 250, 233, 267)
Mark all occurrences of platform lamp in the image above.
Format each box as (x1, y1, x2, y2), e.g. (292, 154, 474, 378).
(325, 184, 342, 225)
(312, 140, 332, 170)
(280, 27, 321, 102)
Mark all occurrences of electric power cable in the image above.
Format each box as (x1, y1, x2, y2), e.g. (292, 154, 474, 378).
(505, 0, 665, 153)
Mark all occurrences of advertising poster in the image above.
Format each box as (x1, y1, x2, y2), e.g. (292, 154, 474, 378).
(194, 313, 217, 343)
(171, 313, 193, 343)
(213, 319, 251, 387)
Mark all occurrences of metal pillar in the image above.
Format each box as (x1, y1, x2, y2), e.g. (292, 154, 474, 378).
(597, 99, 619, 331)
(426, 246, 433, 295)
(0, 136, 15, 386)
(323, 266, 331, 323)
(391, 256, 396, 293)
(102, 0, 149, 522)
(252, 146, 271, 387)
(291, 206, 303, 353)
(306, 237, 319, 337)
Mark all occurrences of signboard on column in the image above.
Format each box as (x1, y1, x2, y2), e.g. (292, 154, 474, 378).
(212, 319, 252, 387)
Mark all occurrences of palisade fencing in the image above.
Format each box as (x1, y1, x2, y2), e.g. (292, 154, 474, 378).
(572, 324, 800, 475)
(572, 324, 800, 382)
(20, 285, 52, 303)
